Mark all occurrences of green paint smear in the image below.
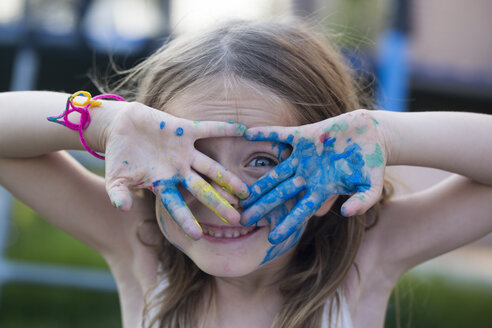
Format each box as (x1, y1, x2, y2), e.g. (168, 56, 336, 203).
(365, 143, 384, 168)
(325, 120, 349, 133)
(356, 125, 368, 134)
(372, 118, 379, 126)
(359, 194, 365, 202)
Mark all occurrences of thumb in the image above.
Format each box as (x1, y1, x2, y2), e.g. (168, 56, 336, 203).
(106, 178, 134, 211)
(340, 185, 383, 217)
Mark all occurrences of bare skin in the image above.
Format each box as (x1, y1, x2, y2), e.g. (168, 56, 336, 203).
(1, 86, 492, 327)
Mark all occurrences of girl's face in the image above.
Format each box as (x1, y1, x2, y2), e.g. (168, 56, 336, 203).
(155, 80, 303, 277)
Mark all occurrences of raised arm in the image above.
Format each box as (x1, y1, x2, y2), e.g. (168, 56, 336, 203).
(379, 111, 492, 184)
(371, 110, 492, 276)
(0, 91, 131, 255)
(0, 91, 250, 257)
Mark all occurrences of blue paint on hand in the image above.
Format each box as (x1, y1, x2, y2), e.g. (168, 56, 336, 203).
(153, 175, 189, 231)
(258, 192, 307, 265)
(242, 131, 371, 244)
(176, 127, 184, 136)
(160, 121, 166, 130)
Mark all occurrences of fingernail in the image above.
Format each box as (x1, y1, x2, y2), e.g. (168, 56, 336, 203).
(112, 199, 123, 209)
(341, 206, 350, 217)
(240, 217, 253, 226)
(268, 233, 283, 244)
(194, 219, 203, 232)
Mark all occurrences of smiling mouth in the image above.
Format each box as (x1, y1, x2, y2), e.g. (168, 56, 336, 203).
(200, 223, 260, 239)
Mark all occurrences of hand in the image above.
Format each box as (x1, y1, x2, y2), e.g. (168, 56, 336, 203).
(240, 109, 386, 244)
(104, 102, 249, 239)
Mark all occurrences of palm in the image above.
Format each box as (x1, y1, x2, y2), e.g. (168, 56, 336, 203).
(104, 102, 249, 239)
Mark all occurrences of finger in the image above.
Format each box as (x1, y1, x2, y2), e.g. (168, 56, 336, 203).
(244, 126, 297, 144)
(106, 179, 133, 211)
(183, 173, 241, 225)
(153, 180, 203, 240)
(241, 176, 306, 226)
(240, 158, 296, 208)
(210, 180, 239, 206)
(268, 193, 323, 244)
(340, 183, 383, 217)
(192, 121, 247, 138)
(192, 152, 249, 199)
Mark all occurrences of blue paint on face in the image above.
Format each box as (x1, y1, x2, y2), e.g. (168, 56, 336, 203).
(123, 160, 129, 165)
(242, 131, 371, 243)
(160, 121, 166, 130)
(259, 194, 305, 265)
(176, 127, 184, 136)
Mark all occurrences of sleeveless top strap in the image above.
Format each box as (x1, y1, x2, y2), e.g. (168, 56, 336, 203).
(322, 295, 353, 328)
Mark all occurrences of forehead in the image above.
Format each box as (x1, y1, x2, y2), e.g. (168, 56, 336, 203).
(164, 79, 299, 127)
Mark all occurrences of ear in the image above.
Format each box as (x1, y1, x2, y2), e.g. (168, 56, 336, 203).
(314, 195, 339, 217)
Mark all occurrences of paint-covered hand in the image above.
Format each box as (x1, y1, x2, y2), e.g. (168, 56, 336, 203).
(240, 109, 386, 244)
(104, 102, 249, 239)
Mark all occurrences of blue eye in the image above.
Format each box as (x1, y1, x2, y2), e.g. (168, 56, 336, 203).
(247, 156, 277, 168)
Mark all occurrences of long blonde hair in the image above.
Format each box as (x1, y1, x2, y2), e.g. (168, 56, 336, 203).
(110, 19, 391, 328)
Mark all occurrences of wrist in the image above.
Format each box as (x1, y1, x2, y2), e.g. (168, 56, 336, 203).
(85, 100, 124, 154)
(370, 110, 400, 166)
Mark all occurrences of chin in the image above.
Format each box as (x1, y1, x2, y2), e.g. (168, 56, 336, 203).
(188, 251, 264, 277)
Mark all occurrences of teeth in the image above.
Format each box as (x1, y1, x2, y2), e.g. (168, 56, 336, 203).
(202, 225, 256, 238)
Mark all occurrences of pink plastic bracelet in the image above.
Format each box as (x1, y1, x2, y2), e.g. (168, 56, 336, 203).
(47, 91, 125, 160)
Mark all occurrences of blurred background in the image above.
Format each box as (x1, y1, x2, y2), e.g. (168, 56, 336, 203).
(0, 0, 491, 327)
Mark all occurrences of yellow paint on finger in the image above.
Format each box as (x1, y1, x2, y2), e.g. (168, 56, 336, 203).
(194, 218, 203, 232)
(193, 180, 232, 225)
(214, 171, 245, 197)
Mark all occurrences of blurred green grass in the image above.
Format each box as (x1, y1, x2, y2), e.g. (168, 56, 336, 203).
(0, 283, 120, 328)
(1, 199, 492, 327)
(0, 199, 121, 327)
(5, 199, 107, 268)
(386, 274, 492, 328)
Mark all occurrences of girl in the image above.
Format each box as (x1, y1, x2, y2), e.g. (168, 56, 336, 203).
(1, 20, 491, 328)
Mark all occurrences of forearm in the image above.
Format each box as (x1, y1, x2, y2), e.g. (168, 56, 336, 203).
(376, 110, 492, 184)
(0, 91, 120, 158)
